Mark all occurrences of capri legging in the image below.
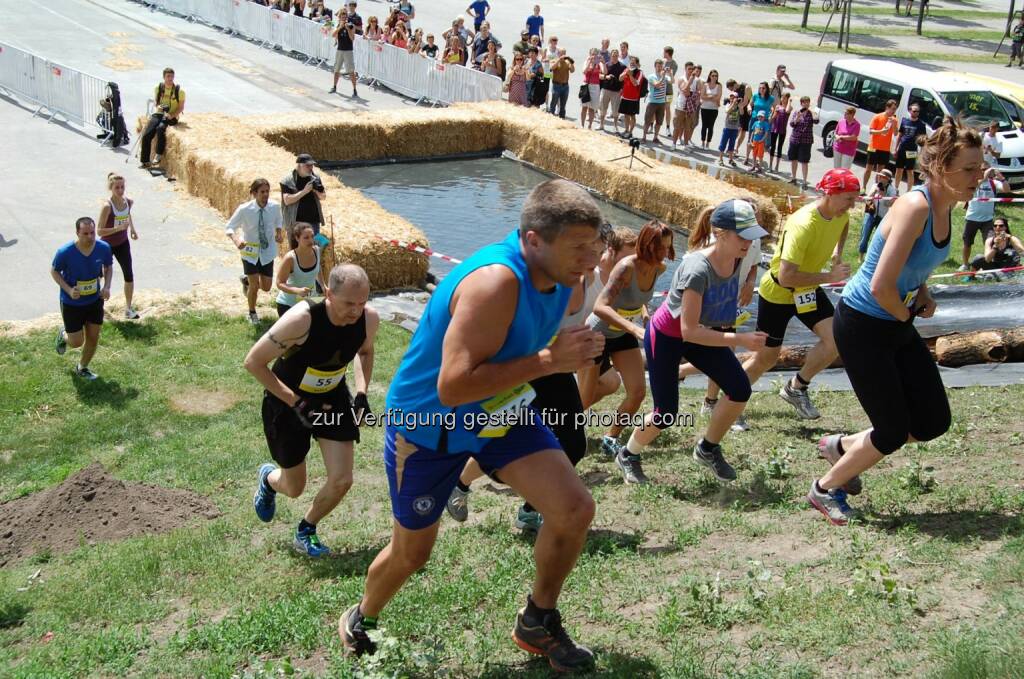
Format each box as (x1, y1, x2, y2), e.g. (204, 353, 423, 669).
(769, 128, 787, 159)
(700, 108, 719, 144)
(645, 326, 751, 430)
(833, 299, 950, 455)
(109, 240, 134, 283)
(529, 371, 586, 466)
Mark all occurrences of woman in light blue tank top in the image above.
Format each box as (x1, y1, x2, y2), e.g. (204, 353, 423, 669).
(275, 223, 325, 317)
(806, 120, 986, 526)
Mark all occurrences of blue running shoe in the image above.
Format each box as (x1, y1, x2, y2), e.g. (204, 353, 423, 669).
(293, 529, 331, 558)
(253, 463, 277, 523)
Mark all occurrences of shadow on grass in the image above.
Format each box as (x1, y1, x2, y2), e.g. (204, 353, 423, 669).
(294, 544, 383, 579)
(0, 600, 30, 629)
(671, 471, 792, 511)
(582, 528, 645, 556)
(872, 510, 1024, 542)
(475, 649, 660, 678)
(72, 376, 140, 407)
(109, 320, 159, 344)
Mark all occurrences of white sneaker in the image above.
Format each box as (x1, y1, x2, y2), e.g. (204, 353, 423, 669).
(124, 306, 140, 320)
(730, 413, 749, 432)
(248, 311, 260, 325)
(699, 398, 717, 416)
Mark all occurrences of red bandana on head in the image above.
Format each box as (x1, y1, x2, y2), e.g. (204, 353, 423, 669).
(816, 168, 861, 196)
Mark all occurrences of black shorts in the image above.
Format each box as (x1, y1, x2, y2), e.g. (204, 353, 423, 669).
(110, 240, 134, 283)
(243, 259, 274, 277)
(787, 141, 812, 163)
(895, 148, 918, 170)
(593, 332, 640, 365)
(739, 112, 752, 129)
(867, 150, 890, 167)
(261, 386, 359, 469)
(61, 299, 104, 333)
(963, 219, 993, 245)
(756, 289, 835, 348)
(618, 98, 640, 116)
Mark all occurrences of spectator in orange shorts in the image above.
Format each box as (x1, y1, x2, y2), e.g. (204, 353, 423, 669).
(749, 111, 770, 173)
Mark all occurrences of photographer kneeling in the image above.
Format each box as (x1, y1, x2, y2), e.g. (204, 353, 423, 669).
(281, 154, 326, 237)
(971, 217, 1022, 272)
(141, 67, 185, 168)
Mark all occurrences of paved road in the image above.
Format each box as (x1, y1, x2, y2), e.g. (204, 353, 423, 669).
(1, 0, 1014, 320)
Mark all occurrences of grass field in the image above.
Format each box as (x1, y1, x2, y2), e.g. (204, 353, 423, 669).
(762, 23, 1005, 41)
(719, 39, 1007, 64)
(1, 234, 1022, 676)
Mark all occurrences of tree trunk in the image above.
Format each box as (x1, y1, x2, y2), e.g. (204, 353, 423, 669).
(935, 331, 1009, 367)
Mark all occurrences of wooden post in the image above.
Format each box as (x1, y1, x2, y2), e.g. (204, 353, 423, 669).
(917, 0, 926, 35)
(802, 0, 812, 28)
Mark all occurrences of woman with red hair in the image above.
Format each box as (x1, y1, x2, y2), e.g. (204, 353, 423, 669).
(578, 220, 674, 483)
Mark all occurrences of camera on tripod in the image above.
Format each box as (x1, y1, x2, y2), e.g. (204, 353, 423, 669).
(628, 137, 641, 150)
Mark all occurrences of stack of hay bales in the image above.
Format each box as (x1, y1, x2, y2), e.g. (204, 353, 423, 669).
(161, 115, 427, 289)
(159, 103, 781, 291)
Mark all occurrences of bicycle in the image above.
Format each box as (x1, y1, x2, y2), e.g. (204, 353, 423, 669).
(822, 0, 836, 12)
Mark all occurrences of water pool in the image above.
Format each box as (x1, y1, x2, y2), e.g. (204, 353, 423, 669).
(334, 157, 685, 293)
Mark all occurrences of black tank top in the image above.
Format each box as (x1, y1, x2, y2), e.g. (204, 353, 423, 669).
(271, 300, 366, 400)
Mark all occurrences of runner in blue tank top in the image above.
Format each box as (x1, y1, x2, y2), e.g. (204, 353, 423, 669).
(807, 119, 986, 526)
(339, 180, 606, 673)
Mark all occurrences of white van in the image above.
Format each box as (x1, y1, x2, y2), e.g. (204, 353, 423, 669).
(817, 59, 1024, 190)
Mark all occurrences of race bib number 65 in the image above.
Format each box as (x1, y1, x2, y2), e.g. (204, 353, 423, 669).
(77, 278, 99, 296)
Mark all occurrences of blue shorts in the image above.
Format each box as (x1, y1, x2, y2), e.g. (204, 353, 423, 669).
(719, 128, 739, 152)
(384, 418, 560, 530)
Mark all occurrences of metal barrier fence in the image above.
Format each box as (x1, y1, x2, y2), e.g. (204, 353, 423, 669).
(0, 41, 116, 140)
(136, 0, 502, 105)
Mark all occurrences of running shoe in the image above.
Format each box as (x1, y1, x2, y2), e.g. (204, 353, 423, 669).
(446, 485, 470, 522)
(55, 328, 67, 355)
(699, 398, 718, 417)
(600, 435, 623, 458)
(957, 264, 970, 272)
(248, 311, 260, 326)
(339, 604, 378, 656)
(730, 413, 750, 432)
(514, 506, 544, 533)
(293, 529, 331, 558)
(253, 463, 277, 522)
(512, 605, 595, 673)
(817, 434, 863, 495)
(75, 365, 98, 381)
(806, 481, 854, 526)
(692, 441, 737, 482)
(124, 306, 140, 320)
(616, 451, 649, 484)
(328, 86, 337, 93)
(779, 383, 821, 420)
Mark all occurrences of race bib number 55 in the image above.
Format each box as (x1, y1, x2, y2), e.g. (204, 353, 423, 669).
(300, 366, 346, 394)
(794, 287, 817, 314)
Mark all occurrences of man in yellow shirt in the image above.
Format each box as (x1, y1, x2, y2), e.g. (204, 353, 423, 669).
(742, 168, 859, 420)
(141, 67, 186, 167)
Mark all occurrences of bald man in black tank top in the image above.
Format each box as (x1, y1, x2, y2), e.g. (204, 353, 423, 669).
(244, 264, 379, 558)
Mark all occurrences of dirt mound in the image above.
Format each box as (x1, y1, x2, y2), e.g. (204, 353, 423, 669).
(0, 463, 220, 567)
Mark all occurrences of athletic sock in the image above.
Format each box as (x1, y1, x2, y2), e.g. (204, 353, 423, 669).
(356, 605, 377, 628)
(624, 431, 648, 457)
(456, 480, 470, 493)
(836, 438, 846, 455)
(297, 519, 316, 535)
(814, 480, 827, 495)
(698, 438, 719, 452)
(524, 595, 555, 626)
(794, 373, 810, 389)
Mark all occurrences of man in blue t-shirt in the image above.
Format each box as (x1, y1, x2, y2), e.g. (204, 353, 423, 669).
(51, 217, 113, 380)
(526, 5, 544, 41)
(466, 0, 490, 31)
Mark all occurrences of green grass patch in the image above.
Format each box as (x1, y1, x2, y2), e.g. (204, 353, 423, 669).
(719, 39, 1008, 64)
(1, 311, 1022, 676)
(762, 22, 1005, 41)
(752, 5, 1006, 19)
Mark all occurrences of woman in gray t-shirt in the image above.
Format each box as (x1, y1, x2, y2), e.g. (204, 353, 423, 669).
(578, 221, 675, 466)
(615, 200, 768, 486)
